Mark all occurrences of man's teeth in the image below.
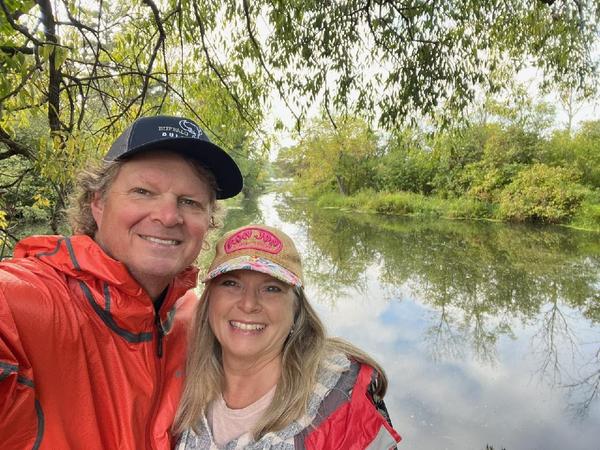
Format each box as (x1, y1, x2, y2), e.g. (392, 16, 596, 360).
(230, 321, 266, 331)
(142, 235, 179, 245)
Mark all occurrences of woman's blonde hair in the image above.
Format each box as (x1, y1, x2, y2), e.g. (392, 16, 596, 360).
(174, 284, 389, 439)
(68, 152, 221, 236)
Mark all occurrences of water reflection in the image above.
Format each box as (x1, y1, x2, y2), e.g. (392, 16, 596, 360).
(233, 193, 600, 449)
(222, 197, 264, 229)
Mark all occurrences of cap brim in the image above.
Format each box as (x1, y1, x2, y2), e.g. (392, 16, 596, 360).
(203, 255, 303, 287)
(114, 138, 243, 199)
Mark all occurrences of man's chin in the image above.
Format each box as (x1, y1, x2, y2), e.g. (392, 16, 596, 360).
(128, 263, 181, 289)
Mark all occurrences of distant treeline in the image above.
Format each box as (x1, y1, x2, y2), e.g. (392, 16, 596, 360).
(276, 97, 600, 231)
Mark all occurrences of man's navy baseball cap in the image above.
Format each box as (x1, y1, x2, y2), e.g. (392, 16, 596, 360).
(105, 115, 243, 199)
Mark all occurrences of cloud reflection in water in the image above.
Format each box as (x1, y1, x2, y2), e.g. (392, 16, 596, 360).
(224, 193, 600, 450)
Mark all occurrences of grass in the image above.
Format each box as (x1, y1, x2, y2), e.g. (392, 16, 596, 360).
(568, 197, 600, 232)
(315, 189, 599, 232)
(316, 190, 495, 221)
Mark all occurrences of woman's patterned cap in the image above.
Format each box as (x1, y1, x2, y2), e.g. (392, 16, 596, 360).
(203, 224, 304, 287)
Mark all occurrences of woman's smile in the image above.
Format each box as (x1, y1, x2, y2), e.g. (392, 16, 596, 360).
(229, 320, 266, 332)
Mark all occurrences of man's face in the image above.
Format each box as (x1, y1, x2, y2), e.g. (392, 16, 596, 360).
(91, 151, 213, 299)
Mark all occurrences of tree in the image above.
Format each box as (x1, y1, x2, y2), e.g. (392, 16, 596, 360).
(376, 127, 437, 195)
(279, 115, 379, 196)
(0, 0, 266, 244)
(207, 0, 600, 127)
(546, 121, 600, 189)
(2, 0, 600, 245)
(430, 89, 556, 200)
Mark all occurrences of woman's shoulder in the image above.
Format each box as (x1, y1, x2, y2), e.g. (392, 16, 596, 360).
(299, 356, 401, 448)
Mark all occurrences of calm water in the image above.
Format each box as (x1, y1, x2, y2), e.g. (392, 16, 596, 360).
(222, 192, 600, 450)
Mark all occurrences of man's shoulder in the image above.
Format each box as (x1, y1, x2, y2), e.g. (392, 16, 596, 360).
(6, 234, 123, 284)
(0, 235, 76, 302)
(0, 251, 68, 297)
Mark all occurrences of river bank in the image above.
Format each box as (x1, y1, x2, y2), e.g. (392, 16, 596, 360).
(309, 189, 600, 232)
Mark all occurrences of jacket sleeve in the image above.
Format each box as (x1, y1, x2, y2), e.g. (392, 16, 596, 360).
(0, 277, 41, 449)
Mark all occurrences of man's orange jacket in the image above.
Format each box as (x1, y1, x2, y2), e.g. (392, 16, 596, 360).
(0, 235, 198, 449)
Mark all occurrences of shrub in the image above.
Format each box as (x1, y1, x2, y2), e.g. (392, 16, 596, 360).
(497, 164, 585, 223)
(315, 192, 347, 208)
(370, 192, 415, 215)
(445, 197, 493, 219)
(569, 193, 600, 231)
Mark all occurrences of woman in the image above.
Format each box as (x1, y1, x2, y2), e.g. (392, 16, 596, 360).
(175, 224, 401, 449)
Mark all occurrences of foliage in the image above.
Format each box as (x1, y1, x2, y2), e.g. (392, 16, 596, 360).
(0, 0, 269, 239)
(2, 0, 600, 239)
(0, 209, 7, 253)
(497, 164, 586, 223)
(278, 115, 379, 196)
(429, 124, 493, 197)
(375, 128, 437, 195)
(483, 85, 557, 133)
(278, 87, 599, 229)
(460, 124, 544, 202)
(316, 190, 492, 220)
(564, 192, 600, 232)
(545, 122, 600, 189)
(212, 0, 600, 128)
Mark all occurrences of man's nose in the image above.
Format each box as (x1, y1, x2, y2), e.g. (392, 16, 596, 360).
(151, 196, 183, 226)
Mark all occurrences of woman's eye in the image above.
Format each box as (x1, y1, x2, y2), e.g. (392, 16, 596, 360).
(132, 187, 150, 195)
(221, 279, 238, 287)
(265, 285, 282, 293)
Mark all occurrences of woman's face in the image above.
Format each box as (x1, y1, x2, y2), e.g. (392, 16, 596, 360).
(208, 270, 296, 367)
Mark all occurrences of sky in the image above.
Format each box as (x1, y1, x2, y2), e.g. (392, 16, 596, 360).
(262, 65, 600, 157)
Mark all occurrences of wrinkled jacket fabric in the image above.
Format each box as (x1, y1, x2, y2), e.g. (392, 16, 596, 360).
(300, 362, 401, 449)
(176, 352, 401, 449)
(0, 235, 199, 450)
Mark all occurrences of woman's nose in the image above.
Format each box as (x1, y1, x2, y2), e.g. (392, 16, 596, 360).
(237, 288, 261, 313)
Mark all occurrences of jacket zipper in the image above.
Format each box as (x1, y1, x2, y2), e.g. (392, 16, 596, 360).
(145, 311, 165, 449)
(155, 312, 164, 358)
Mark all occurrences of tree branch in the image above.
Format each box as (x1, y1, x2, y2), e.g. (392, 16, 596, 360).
(139, 0, 167, 114)
(0, 167, 32, 189)
(36, 0, 62, 134)
(191, 3, 262, 132)
(0, 127, 34, 160)
(242, 0, 301, 125)
(0, 0, 42, 45)
(0, 62, 43, 104)
(0, 45, 34, 55)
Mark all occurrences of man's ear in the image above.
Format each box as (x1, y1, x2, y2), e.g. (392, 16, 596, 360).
(90, 192, 104, 227)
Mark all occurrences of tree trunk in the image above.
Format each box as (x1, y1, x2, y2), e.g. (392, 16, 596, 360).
(335, 174, 348, 196)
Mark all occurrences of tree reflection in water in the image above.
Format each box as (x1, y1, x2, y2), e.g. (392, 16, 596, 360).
(566, 347, 600, 419)
(274, 194, 600, 420)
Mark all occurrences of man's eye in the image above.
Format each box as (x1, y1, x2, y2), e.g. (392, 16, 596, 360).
(179, 198, 202, 208)
(132, 187, 150, 195)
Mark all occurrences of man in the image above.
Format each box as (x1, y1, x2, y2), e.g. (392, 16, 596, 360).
(0, 115, 243, 449)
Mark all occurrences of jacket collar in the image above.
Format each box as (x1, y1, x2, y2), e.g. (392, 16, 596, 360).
(14, 234, 199, 312)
